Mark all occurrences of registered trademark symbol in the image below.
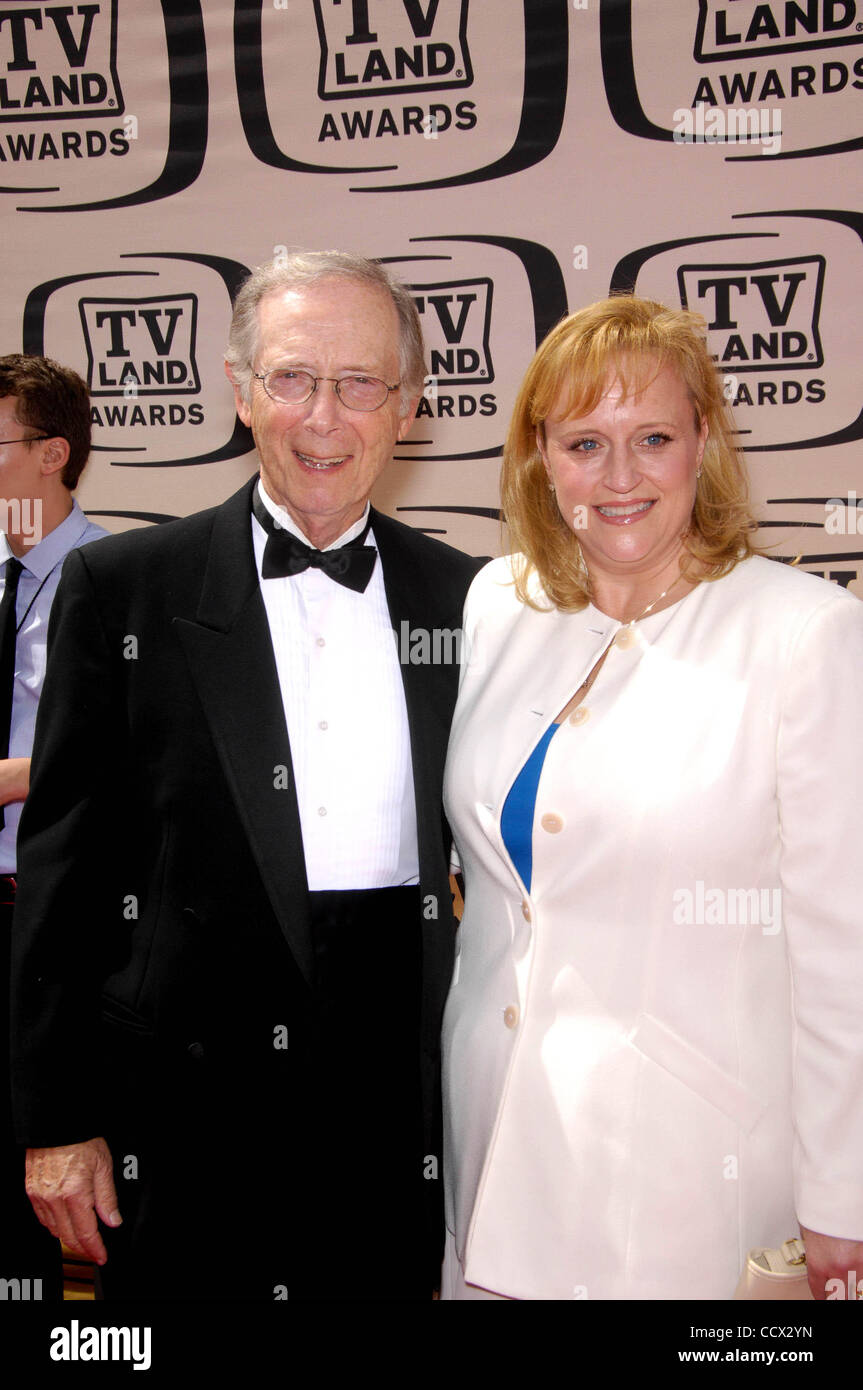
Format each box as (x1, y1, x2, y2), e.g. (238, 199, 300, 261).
(808, 353, 814, 359)
(109, 99, 115, 105)
(480, 369, 486, 376)
(456, 68, 463, 77)
(857, 20, 863, 29)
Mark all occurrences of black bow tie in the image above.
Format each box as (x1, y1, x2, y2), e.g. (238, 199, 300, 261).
(252, 488, 377, 593)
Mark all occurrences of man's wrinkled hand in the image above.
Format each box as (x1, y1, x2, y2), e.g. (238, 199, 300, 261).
(25, 1137, 121, 1265)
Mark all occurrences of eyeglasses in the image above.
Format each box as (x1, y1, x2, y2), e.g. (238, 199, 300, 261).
(0, 435, 50, 447)
(253, 369, 399, 412)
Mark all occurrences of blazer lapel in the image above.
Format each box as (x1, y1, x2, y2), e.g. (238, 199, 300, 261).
(173, 479, 314, 986)
(482, 602, 618, 877)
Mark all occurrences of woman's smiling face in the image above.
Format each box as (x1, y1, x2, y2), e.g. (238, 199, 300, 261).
(537, 361, 709, 586)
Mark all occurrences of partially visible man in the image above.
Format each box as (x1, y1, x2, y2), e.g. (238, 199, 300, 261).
(0, 355, 108, 1298)
(11, 252, 483, 1299)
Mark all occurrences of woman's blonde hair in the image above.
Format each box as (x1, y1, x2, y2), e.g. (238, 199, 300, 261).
(500, 294, 760, 610)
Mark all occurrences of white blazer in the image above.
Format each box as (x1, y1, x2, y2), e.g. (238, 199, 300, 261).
(442, 554, 863, 1300)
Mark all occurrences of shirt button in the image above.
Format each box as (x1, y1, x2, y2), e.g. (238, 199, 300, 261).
(318, 806, 327, 817)
(316, 636, 326, 648)
(570, 706, 590, 726)
(503, 1005, 519, 1029)
(540, 812, 563, 834)
(614, 627, 636, 650)
(521, 900, 531, 921)
(318, 720, 328, 730)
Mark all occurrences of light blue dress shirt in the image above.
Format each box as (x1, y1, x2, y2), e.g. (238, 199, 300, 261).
(0, 500, 109, 873)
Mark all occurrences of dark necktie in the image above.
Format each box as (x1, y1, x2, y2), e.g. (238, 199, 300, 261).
(0, 557, 24, 831)
(252, 488, 377, 593)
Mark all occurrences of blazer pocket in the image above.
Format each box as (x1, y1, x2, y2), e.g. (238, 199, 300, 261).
(629, 1013, 765, 1134)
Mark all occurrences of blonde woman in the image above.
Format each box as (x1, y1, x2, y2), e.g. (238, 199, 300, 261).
(441, 296, 863, 1300)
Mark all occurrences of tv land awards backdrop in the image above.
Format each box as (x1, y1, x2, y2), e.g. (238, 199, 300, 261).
(1, 0, 862, 587)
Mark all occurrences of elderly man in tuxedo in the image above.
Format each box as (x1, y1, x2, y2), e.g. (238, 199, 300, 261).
(11, 250, 482, 1300)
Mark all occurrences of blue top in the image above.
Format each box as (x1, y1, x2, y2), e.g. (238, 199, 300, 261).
(0, 500, 109, 872)
(500, 723, 560, 893)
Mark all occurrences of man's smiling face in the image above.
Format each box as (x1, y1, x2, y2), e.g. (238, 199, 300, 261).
(230, 277, 418, 549)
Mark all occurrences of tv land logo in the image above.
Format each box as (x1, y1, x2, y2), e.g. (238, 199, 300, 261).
(237, 0, 567, 189)
(378, 235, 565, 555)
(0, 0, 121, 121)
(391, 236, 566, 454)
(383, 233, 564, 483)
(23, 254, 253, 467)
(609, 211, 863, 447)
(314, 0, 473, 99)
(413, 278, 495, 418)
(695, 0, 863, 61)
(610, 213, 863, 589)
(677, 257, 825, 391)
(3, 1, 207, 212)
(80, 297, 201, 400)
(80, 290, 205, 434)
(600, 0, 863, 158)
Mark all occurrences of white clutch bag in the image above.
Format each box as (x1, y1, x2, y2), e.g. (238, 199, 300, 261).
(733, 1237, 813, 1300)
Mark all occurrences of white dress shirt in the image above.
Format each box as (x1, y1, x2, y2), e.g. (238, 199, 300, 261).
(252, 480, 418, 890)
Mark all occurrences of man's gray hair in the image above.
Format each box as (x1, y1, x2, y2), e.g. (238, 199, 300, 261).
(225, 249, 426, 414)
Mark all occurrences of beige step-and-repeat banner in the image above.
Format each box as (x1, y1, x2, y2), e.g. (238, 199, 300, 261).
(2, 0, 862, 585)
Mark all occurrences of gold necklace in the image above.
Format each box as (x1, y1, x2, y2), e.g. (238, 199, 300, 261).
(573, 574, 687, 704)
(608, 573, 685, 653)
(623, 571, 684, 627)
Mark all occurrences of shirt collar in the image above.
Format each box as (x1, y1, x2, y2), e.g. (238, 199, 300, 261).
(255, 478, 371, 550)
(0, 498, 91, 579)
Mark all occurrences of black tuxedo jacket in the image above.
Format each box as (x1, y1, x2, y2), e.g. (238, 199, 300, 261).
(11, 479, 482, 1283)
